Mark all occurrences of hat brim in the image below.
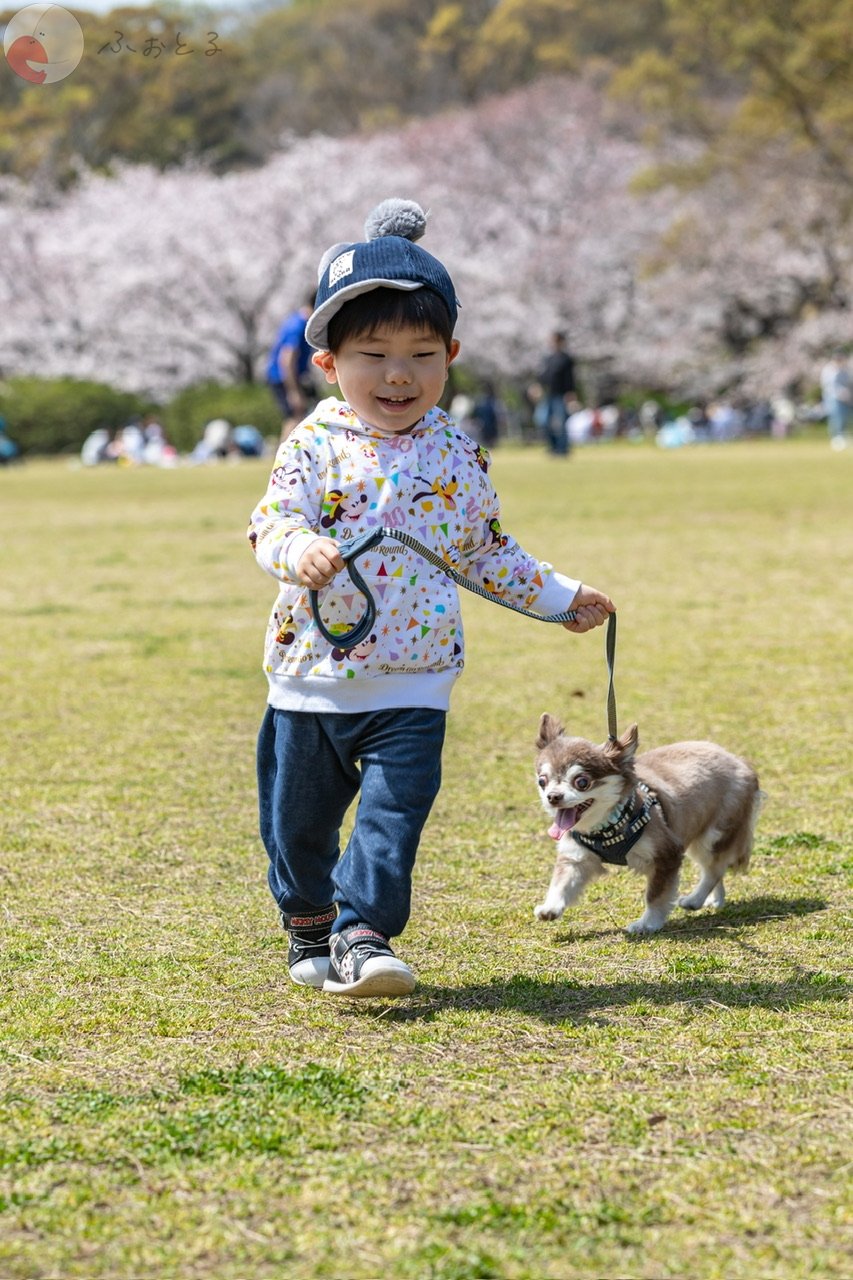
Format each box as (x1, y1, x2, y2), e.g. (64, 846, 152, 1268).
(305, 278, 422, 350)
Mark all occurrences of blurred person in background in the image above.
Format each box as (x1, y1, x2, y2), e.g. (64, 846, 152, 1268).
(530, 330, 577, 457)
(141, 412, 177, 466)
(0, 416, 20, 465)
(820, 348, 851, 450)
(470, 381, 504, 448)
(190, 417, 233, 463)
(266, 291, 317, 440)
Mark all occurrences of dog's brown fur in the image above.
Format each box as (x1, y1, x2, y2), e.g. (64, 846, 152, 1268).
(534, 719, 763, 934)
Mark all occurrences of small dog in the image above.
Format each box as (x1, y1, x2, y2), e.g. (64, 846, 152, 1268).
(534, 717, 763, 934)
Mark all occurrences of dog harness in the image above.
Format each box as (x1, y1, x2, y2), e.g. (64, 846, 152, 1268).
(571, 782, 659, 866)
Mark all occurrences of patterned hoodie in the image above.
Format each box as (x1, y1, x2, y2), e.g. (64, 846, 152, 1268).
(249, 398, 580, 712)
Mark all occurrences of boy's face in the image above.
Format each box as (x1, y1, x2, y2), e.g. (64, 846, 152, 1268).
(313, 323, 460, 434)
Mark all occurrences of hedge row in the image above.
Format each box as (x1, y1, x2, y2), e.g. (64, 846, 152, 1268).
(0, 377, 284, 457)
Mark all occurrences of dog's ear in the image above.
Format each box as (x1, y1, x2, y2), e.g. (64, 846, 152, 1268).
(536, 713, 564, 749)
(606, 722, 639, 760)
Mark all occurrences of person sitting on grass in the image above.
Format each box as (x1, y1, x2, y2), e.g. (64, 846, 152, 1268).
(247, 198, 614, 999)
(0, 417, 20, 465)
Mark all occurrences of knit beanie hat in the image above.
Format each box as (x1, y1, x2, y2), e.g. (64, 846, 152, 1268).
(305, 199, 459, 351)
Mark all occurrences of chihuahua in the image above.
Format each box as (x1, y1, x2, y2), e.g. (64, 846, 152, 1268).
(534, 718, 763, 934)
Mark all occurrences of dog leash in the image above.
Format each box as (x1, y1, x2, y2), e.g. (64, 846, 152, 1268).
(604, 604, 618, 741)
(309, 525, 619, 739)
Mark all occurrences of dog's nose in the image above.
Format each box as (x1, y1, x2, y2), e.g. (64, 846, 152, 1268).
(547, 792, 561, 807)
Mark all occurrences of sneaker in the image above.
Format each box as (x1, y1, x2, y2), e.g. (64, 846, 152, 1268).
(282, 906, 336, 987)
(323, 924, 415, 998)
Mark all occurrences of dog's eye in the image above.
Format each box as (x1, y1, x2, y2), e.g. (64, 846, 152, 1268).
(537, 774, 548, 789)
(574, 774, 592, 792)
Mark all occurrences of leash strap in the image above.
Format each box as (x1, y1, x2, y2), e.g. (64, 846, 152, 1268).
(309, 525, 578, 644)
(605, 610, 618, 741)
(392, 528, 581, 625)
(309, 526, 617, 736)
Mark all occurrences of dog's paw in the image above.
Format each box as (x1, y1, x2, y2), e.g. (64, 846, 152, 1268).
(625, 916, 663, 936)
(677, 893, 706, 911)
(534, 903, 563, 921)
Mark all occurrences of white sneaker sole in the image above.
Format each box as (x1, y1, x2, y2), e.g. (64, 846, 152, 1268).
(323, 958, 415, 998)
(289, 956, 331, 988)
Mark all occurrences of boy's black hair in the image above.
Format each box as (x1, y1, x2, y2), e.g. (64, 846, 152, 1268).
(326, 286, 454, 353)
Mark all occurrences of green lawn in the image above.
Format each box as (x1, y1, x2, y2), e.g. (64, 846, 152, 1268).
(1, 441, 851, 1280)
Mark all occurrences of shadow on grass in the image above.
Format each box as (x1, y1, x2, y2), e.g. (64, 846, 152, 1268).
(562, 893, 828, 942)
(386, 972, 847, 1025)
(351, 896, 843, 1024)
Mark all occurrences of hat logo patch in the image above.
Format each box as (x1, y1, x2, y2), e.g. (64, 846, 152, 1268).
(328, 250, 356, 287)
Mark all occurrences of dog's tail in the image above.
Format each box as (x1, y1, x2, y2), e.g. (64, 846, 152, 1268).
(730, 787, 765, 873)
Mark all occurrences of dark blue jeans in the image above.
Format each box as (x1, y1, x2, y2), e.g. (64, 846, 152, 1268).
(257, 705, 446, 938)
(534, 395, 570, 455)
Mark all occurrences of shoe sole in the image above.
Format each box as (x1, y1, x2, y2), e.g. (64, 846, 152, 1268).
(289, 957, 331, 988)
(323, 966, 416, 998)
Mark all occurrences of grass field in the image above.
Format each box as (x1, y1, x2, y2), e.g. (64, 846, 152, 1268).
(1, 440, 851, 1280)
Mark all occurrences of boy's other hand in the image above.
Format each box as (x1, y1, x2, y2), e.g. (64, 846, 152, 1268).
(297, 538, 345, 588)
(563, 585, 615, 633)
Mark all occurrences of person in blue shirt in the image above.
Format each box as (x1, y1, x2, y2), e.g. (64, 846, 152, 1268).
(0, 417, 20, 465)
(266, 291, 317, 438)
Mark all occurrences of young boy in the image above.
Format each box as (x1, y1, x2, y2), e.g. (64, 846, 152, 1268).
(248, 199, 614, 998)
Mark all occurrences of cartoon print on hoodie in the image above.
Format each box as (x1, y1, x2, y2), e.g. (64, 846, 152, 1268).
(321, 488, 370, 531)
(411, 474, 458, 511)
(331, 632, 378, 673)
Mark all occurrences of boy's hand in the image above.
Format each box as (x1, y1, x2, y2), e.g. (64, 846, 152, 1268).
(297, 538, 345, 588)
(563, 585, 614, 633)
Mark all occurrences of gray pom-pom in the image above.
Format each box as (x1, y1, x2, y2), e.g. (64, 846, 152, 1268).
(364, 199, 427, 243)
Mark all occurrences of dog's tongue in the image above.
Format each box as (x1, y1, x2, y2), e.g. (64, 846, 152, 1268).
(548, 807, 580, 840)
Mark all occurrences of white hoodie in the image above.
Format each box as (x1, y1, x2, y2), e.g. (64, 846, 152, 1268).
(249, 398, 580, 712)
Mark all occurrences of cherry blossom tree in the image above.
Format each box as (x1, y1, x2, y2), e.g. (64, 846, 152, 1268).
(0, 136, 423, 398)
(0, 74, 849, 401)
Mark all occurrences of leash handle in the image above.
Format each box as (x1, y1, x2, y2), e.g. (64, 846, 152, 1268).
(308, 526, 385, 648)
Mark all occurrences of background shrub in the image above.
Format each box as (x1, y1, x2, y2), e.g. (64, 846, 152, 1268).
(0, 379, 147, 456)
(0, 378, 286, 457)
(162, 382, 283, 453)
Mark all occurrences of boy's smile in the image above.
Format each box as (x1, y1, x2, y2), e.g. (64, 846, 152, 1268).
(313, 324, 460, 434)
